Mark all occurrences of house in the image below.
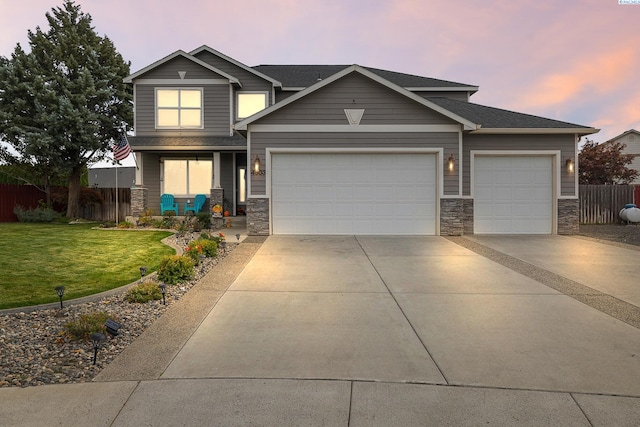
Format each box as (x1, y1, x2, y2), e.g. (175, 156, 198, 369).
(124, 45, 598, 236)
(89, 167, 136, 188)
(606, 129, 640, 184)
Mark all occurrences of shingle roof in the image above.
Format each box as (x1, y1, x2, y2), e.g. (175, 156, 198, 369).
(427, 97, 593, 130)
(252, 65, 477, 90)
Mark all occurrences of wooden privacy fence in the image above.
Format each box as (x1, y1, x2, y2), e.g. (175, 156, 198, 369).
(0, 185, 130, 222)
(81, 188, 131, 222)
(0, 183, 45, 221)
(579, 185, 636, 224)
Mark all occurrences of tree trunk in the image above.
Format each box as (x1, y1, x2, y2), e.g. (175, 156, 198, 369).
(66, 165, 83, 218)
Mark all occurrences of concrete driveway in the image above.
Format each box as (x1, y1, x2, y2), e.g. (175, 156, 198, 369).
(3, 235, 640, 426)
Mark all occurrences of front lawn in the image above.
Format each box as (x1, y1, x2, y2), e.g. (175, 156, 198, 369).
(0, 223, 174, 309)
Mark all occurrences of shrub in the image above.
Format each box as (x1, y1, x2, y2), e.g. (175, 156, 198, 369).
(196, 212, 211, 229)
(157, 255, 194, 284)
(13, 204, 60, 223)
(125, 280, 162, 303)
(185, 239, 217, 262)
(137, 208, 155, 227)
(63, 311, 115, 341)
(117, 220, 134, 228)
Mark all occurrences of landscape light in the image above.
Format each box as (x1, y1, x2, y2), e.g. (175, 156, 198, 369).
(158, 283, 167, 305)
(55, 286, 65, 309)
(91, 333, 105, 365)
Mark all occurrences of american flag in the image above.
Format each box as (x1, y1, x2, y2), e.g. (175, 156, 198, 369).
(113, 133, 131, 161)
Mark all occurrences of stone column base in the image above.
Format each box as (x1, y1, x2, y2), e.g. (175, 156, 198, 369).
(247, 198, 270, 236)
(440, 198, 464, 236)
(558, 199, 579, 235)
(130, 186, 148, 217)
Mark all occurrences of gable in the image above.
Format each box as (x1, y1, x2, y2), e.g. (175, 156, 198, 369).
(133, 56, 228, 80)
(248, 72, 459, 126)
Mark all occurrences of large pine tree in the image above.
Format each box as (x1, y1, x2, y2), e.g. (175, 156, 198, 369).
(0, 1, 132, 217)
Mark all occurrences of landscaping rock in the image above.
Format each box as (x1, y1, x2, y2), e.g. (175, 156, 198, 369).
(0, 234, 236, 389)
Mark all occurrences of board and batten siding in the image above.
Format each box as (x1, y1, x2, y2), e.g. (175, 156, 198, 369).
(462, 134, 577, 197)
(249, 132, 459, 196)
(135, 84, 231, 136)
(256, 73, 459, 126)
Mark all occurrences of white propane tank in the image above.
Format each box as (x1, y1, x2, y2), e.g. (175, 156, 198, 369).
(619, 204, 640, 223)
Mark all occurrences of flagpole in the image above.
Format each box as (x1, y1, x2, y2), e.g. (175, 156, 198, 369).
(115, 160, 119, 224)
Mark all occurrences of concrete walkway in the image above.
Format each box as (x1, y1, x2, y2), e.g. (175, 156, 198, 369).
(2, 235, 640, 426)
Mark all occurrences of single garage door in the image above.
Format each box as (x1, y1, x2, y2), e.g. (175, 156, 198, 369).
(271, 153, 436, 235)
(474, 156, 553, 234)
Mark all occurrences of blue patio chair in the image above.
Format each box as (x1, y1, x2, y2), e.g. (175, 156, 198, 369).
(160, 194, 179, 215)
(184, 194, 207, 215)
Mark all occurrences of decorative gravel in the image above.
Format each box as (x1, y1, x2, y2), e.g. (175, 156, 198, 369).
(0, 232, 237, 388)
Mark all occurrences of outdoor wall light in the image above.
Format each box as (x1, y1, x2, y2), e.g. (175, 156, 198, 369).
(158, 282, 167, 305)
(139, 266, 147, 279)
(55, 286, 65, 309)
(91, 332, 105, 365)
(447, 155, 455, 173)
(566, 158, 574, 173)
(251, 155, 265, 175)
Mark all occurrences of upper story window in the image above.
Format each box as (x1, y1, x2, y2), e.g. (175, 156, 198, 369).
(237, 92, 268, 120)
(156, 88, 203, 129)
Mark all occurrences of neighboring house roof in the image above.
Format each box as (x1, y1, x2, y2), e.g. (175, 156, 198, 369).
(253, 64, 478, 93)
(236, 65, 479, 131)
(190, 46, 282, 88)
(606, 129, 640, 143)
(89, 167, 136, 188)
(427, 97, 599, 135)
(123, 50, 241, 85)
(128, 134, 246, 150)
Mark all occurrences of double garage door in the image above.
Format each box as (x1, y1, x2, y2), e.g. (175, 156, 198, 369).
(271, 153, 436, 235)
(270, 153, 554, 235)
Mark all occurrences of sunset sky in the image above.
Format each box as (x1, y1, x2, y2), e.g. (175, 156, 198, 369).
(1, 0, 639, 164)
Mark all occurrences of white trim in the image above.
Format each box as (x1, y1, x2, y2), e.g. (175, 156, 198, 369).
(470, 128, 599, 135)
(124, 50, 241, 85)
(406, 86, 479, 92)
(470, 150, 560, 234)
(189, 45, 282, 87)
(155, 88, 204, 130)
(235, 65, 479, 131)
(245, 124, 461, 133)
(458, 130, 463, 197)
(266, 149, 443, 235)
(236, 91, 269, 120)
(133, 83, 138, 135)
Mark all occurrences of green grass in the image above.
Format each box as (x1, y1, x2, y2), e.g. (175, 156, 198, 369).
(0, 223, 174, 309)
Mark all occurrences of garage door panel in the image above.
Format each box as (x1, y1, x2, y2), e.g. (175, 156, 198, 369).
(272, 153, 436, 235)
(474, 156, 553, 234)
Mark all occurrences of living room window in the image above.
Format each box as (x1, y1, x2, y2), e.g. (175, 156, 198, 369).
(237, 92, 268, 120)
(162, 159, 211, 196)
(156, 88, 203, 129)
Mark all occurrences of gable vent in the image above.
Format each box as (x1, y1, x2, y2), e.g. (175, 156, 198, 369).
(178, 71, 187, 79)
(344, 109, 365, 125)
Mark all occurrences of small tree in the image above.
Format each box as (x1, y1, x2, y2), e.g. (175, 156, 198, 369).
(578, 139, 638, 185)
(0, 1, 132, 217)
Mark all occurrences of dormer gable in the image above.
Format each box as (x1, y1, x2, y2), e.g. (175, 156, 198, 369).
(124, 50, 241, 85)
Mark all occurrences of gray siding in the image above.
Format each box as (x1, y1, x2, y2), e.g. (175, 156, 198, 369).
(135, 84, 231, 136)
(220, 152, 234, 208)
(255, 73, 459, 126)
(136, 56, 226, 80)
(141, 152, 162, 214)
(250, 132, 459, 196)
(193, 50, 274, 117)
(462, 134, 577, 197)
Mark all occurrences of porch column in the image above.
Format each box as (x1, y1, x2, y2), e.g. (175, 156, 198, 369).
(213, 152, 221, 189)
(134, 151, 143, 185)
(130, 151, 148, 216)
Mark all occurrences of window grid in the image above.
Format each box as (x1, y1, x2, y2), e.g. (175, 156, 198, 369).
(156, 88, 203, 129)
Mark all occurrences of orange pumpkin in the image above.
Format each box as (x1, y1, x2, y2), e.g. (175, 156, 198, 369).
(223, 211, 230, 217)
